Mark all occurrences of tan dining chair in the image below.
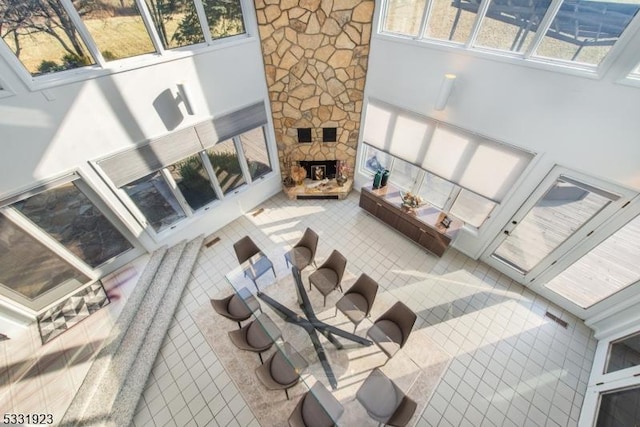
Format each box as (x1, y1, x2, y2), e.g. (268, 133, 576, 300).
(211, 292, 260, 329)
(228, 313, 281, 363)
(288, 382, 344, 427)
(356, 368, 417, 426)
(335, 273, 379, 332)
(284, 228, 319, 271)
(233, 235, 275, 291)
(367, 301, 417, 360)
(255, 342, 308, 400)
(308, 250, 347, 307)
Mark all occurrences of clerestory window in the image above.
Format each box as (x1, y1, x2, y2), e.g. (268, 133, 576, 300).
(381, 0, 640, 71)
(0, 0, 246, 81)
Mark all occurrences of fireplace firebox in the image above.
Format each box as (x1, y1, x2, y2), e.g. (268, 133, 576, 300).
(299, 160, 337, 180)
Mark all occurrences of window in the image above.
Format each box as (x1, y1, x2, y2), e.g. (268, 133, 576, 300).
(416, 172, 455, 209)
(381, 0, 640, 70)
(145, 0, 205, 49)
(97, 104, 270, 235)
(389, 157, 420, 190)
(474, 0, 552, 53)
(544, 214, 640, 308)
(359, 143, 497, 228)
(0, 0, 246, 82)
(202, 0, 245, 39)
(362, 145, 393, 174)
(207, 139, 247, 194)
(12, 181, 134, 268)
(383, 0, 427, 37)
(363, 100, 534, 203)
(239, 128, 272, 181)
(449, 189, 496, 228)
(82, 0, 156, 60)
(533, 0, 640, 66)
(0, 0, 95, 75)
(121, 171, 187, 232)
(605, 331, 640, 374)
(424, 0, 475, 43)
(0, 214, 90, 300)
(168, 154, 218, 211)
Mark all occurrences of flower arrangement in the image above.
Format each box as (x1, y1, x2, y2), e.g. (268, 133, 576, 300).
(337, 160, 350, 178)
(400, 192, 424, 211)
(291, 163, 307, 185)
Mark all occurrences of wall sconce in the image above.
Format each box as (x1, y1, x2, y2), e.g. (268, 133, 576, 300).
(176, 82, 196, 115)
(434, 73, 456, 111)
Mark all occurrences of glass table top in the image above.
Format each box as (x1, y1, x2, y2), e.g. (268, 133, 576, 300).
(224, 252, 413, 425)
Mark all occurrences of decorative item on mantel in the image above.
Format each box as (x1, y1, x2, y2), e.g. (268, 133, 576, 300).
(400, 192, 424, 214)
(291, 162, 307, 186)
(336, 160, 349, 187)
(283, 155, 295, 188)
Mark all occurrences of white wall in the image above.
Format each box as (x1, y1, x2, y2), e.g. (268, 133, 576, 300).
(0, 38, 281, 253)
(360, 35, 640, 257)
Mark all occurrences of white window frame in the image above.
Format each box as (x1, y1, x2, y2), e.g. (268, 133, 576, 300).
(94, 123, 273, 242)
(0, 170, 145, 312)
(377, 0, 640, 79)
(0, 0, 255, 91)
(579, 323, 640, 426)
(358, 143, 496, 229)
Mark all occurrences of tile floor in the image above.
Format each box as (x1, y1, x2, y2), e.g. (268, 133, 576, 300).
(0, 190, 598, 426)
(0, 256, 148, 422)
(131, 191, 596, 427)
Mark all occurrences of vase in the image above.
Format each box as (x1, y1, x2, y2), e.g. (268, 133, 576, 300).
(336, 174, 347, 187)
(381, 169, 390, 187)
(373, 170, 383, 189)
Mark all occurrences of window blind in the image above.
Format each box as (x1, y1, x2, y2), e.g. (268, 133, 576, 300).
(96, 101, 268, 188)
(196, 101, 268, 149)
(363, 99, 534, 203)
(96, 127, 202, 188)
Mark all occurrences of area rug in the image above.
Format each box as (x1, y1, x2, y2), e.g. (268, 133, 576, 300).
(195, 271, 451, 426)
(37, 281, 110, 345)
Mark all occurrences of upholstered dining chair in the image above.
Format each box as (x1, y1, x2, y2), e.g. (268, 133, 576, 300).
(228, 313, 282, 363)
(211, 288, 261, 328)
(255, 342, 308, 400)
(288, 382, 344, 427)
(355, 368, 417, 427)
(335, 273, 379, 332)
(284, 228, 319, 271)
(233, 236, 275, 291)
(367, 301, 417, 360)
(308, 250, 347, 307)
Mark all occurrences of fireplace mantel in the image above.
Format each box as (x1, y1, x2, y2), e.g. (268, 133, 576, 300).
(283, 178, 353, 200)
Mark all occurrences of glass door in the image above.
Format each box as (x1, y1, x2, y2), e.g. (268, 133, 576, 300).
(543, 214, 640, 309)
(595, 385, 640, 427)
(484, 167, 630, 282)
(580, 328, 640, 426)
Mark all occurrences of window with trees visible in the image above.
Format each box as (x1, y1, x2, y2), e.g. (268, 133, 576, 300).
(102, 124, 272, 236)
(0, 0, 246, 78)
(381, 0, 640, 69)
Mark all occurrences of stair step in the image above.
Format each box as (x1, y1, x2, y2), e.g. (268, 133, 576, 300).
(61, 235, 204, 426)
(110, 235, 205, 426)
(80, 241, 189, 423)
(61, 246, 168, 425)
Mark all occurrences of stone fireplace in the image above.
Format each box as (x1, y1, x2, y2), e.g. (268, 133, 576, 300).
(254, 0, 374, 192)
